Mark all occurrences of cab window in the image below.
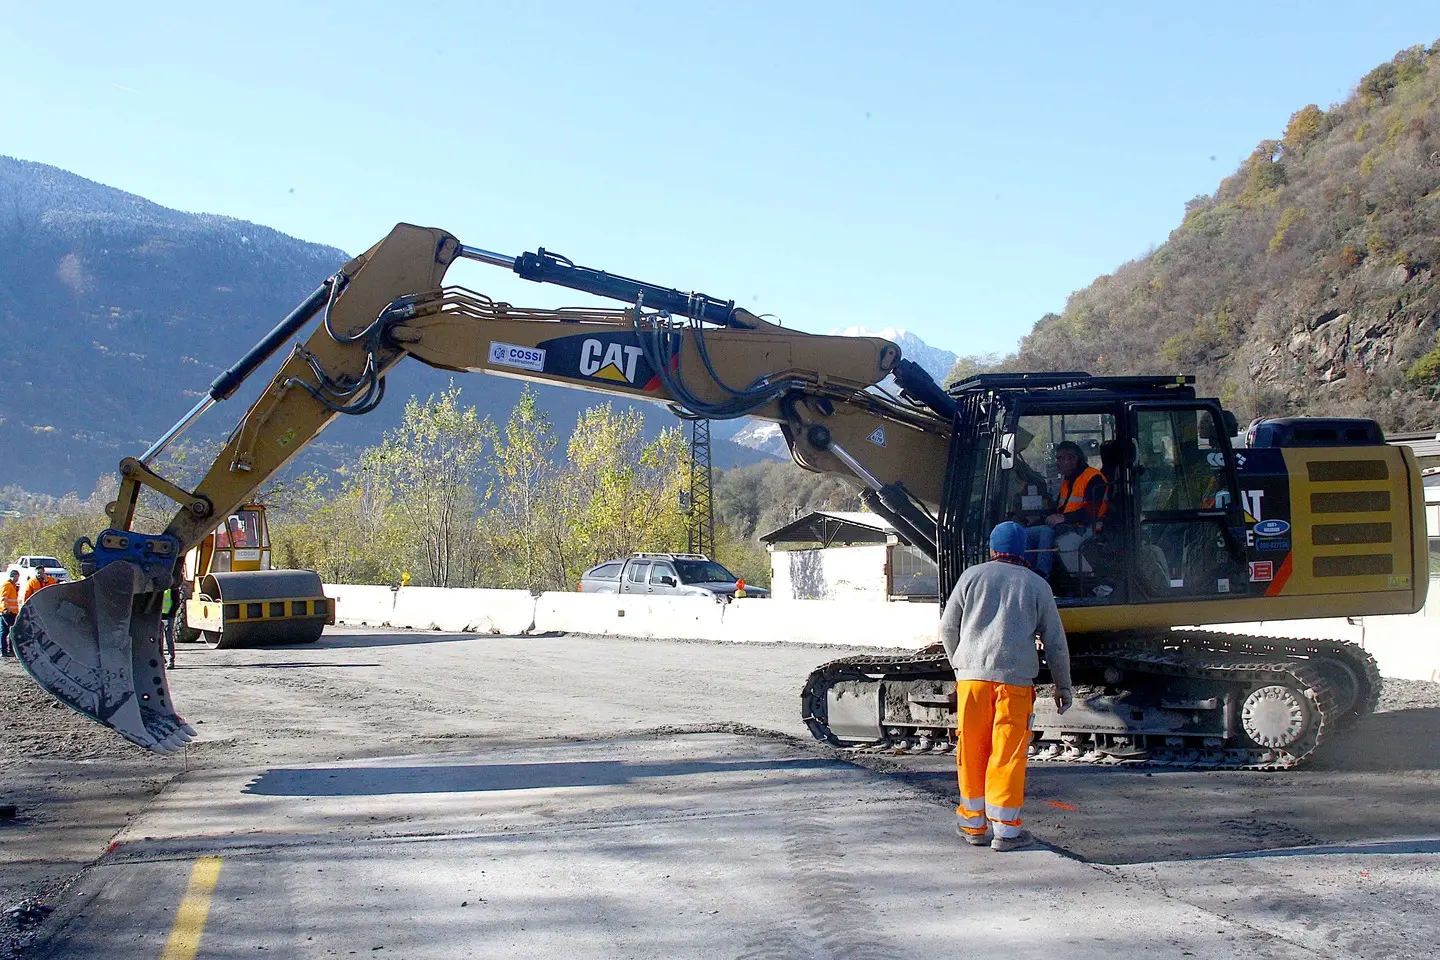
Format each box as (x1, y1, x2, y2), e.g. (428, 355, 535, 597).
(232, 510, 262, 547)
(589, 562, 623, 580)
(1132, 407, 1243, 599)
(1134, 409, 1226, 512)
(1004, 411, 1118, 524)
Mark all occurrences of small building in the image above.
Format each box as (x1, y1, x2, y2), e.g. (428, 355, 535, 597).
(760, 511, 939, 602)
(1388, 430, 1440, 471)
(1388, 431, 1440, 561)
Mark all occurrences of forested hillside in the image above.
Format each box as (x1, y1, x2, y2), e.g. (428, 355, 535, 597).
(962, 43, 1440, 430)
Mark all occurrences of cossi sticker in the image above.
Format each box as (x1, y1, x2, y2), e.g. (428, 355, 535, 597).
(489, 342, 546, 372)
(1253, 519, 1290, 537)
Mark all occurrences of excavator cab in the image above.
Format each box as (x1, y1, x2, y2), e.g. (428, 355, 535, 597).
(939, 374, 1249, 610)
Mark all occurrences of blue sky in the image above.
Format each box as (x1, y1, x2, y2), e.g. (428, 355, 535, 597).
(3, 2, 1435, 356)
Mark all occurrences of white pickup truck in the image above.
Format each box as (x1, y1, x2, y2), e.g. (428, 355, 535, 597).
(7, 555, 70, 585)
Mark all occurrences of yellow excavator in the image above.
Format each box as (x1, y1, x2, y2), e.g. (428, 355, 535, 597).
(12, 224, 1427, 765)
(178, 504, 334, 648)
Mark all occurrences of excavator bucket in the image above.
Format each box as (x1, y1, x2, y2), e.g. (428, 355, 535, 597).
(12, 561, 195, 754)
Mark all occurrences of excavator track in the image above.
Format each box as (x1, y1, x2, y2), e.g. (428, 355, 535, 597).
(800, 630, 1382, 771)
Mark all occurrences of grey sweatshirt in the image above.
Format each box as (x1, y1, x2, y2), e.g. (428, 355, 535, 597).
(939, 560, 1072, 689)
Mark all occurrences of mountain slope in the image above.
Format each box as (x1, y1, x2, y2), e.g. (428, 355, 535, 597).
(0, 158, 766, 494)
(1010, 44, 1440, 429)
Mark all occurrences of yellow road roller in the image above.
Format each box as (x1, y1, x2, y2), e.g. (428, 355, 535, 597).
(181, 504, 334, 648)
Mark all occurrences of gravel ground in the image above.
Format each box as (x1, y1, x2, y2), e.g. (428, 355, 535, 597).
(1374, 676, 1440, 712)
(3, 635, 1440, 955)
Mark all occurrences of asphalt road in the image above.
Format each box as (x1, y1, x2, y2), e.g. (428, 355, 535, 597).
(4, 627, 1439, 957)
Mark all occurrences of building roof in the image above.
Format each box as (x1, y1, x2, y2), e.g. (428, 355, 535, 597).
(760, 511, 894, 547)
(1389, 431, 1440, 470)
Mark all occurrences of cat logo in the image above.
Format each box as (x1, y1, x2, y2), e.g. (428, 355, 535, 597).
(580, 338, 645, 383)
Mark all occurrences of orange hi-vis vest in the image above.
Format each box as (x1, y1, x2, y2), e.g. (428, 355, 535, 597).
(1, 580, 18, 615)
(1058, 466, 1108, 524)
(22, 573, 55, 605)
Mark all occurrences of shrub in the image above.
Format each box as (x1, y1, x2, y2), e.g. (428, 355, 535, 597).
(1268, 206, 1306, 255)
(1407, 343, 1440, 385)
(1365, 229, 1390, 258)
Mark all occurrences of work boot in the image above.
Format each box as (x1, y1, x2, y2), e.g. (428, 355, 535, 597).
(955, 822, 992, 846)
(991, 829, 1036, 852)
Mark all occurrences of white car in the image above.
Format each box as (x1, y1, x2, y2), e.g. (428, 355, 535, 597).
(7, 555, 70, 586)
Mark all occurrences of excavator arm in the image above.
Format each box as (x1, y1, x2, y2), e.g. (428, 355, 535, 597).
(13, 222, 954, 752)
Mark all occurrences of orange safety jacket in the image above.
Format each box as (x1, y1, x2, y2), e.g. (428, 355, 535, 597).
(1, 580, 18, 615)
(22, 574, 56, 605)
(1057, 466, 1108, 526)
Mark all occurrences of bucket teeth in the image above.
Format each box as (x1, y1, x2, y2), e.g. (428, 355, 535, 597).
(12, 561, 195, 754)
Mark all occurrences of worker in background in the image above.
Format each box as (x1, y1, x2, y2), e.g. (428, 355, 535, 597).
(940, 521, 1072, 852)
(161, 586, 179, 670)
(1044, 441, 1107, 578)
(22, 568, 56, 606)
(1, 570, 20, 658)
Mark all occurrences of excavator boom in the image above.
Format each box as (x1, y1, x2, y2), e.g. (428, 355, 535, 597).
(13, 223, 953, 751)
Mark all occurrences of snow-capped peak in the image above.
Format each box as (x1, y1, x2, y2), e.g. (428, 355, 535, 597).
(829, 326, 958, 383)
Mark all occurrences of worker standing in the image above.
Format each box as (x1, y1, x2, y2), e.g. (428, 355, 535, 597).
(161, 586, 179, 670)
(940, 521, 1073, 851)
(22, 568, 56, 606)
(1, 570, 20, 657)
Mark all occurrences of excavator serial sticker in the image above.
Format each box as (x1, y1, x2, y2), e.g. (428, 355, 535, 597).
(489, 342, 547, 372)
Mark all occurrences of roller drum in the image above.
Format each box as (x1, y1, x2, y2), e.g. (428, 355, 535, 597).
(190, 569, 331, 649)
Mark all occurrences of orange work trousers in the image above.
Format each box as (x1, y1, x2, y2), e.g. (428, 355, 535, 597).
(955, 680, 1034, 839)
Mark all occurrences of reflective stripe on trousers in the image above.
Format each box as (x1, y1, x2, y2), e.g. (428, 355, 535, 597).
(955, 680, 1034, 839)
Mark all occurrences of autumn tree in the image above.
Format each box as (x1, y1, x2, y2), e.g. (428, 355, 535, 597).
(480, 385, 563, 591)
(1282, 105, 1326, 154)
(560, 403, 689, 579)
(363, 382, 487, 587)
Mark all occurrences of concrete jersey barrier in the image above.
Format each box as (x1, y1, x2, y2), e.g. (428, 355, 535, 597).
(326, 583, 1440, 680)
(330, 585, 938, 650)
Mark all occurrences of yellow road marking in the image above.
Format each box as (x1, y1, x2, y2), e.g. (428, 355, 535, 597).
(161, 856, 223, 960)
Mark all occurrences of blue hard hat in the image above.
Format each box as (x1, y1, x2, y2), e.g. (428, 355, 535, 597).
(989, 521, 1027, 558)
